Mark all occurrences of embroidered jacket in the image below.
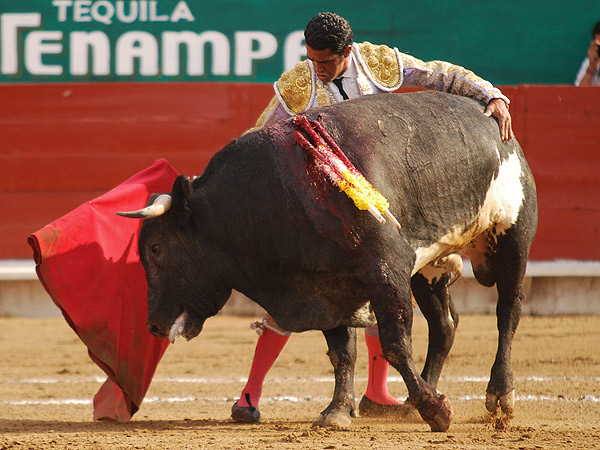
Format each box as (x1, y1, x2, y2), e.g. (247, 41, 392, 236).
(251, 42, 509, 131)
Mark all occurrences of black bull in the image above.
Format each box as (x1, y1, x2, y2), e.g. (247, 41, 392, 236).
(118, 91, 538, 431)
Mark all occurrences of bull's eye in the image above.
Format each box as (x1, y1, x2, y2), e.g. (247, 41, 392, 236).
(151, 244, 160, 255)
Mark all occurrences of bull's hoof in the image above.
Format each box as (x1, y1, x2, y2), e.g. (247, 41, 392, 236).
(231, 401, 260, 423)
(485, 389, 515, 416)
(358, 396, 419, 421)
(312, 410, 353, 429)
(422, 395, 453, 432)
(486, 389, 515, 429)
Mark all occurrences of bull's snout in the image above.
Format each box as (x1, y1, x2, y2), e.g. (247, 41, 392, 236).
(147, 312, 188, 343)
(147, 320, 167, 339)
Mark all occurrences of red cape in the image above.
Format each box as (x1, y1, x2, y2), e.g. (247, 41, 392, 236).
(28, 159, 178, 422)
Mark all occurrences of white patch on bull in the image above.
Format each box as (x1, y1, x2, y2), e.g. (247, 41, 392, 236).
(418, 255, 463, 326)
(447, 309, 455, 327)
(418, 254, 464, 284)
(169, 312, 187, 344)
(348, 302, 378, 328)
(412, 150, 524, 275)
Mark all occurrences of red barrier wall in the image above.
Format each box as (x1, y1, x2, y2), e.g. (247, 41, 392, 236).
(1, 83, 598, 261)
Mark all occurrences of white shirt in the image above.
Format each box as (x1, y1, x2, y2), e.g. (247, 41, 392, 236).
(574, 57, 600, 86)
(266, 54, 384, 124)
(328, 54, 386, 102)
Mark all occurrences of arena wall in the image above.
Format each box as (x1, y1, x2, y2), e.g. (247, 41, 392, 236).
(0, 84, 599, 316)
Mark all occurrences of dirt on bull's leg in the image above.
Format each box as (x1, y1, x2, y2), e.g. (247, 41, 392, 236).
(414, 393, 453, 432)
(486, 390, 515, 430)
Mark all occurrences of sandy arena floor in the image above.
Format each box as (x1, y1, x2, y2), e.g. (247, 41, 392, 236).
(1, 313, 599, 449)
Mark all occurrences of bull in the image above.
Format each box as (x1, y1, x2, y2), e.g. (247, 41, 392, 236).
(118, 91, 538, 432)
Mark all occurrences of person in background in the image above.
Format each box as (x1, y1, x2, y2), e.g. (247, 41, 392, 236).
(574, 20, 600, 86)
(232, 12, 513, 424)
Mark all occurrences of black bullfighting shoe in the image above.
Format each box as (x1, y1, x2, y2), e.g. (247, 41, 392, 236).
(358, 395, 418, 419)
(231, 394, 260, 423)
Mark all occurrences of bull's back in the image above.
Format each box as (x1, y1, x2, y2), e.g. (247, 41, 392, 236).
(301, 92, 520, 247)
(202, 91, 529, 273)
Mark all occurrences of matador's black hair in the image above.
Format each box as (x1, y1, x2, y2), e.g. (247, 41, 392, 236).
(304, 12, 353, 54)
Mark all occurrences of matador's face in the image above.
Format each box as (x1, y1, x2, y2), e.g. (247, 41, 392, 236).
(306, 45, 352, 84)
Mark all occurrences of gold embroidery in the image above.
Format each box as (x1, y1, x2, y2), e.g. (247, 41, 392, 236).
(355, 56, 374, 95)
(275, 60, 313, 114)
(315, 80, 331, 107)
(356, 42, 402, 90)
(246, 95, 279, 134)
(400, 54, 508, 104)
(262, 313, 291, 336)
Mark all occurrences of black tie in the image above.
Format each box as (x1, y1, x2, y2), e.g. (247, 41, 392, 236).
(332, 78, 349, 100)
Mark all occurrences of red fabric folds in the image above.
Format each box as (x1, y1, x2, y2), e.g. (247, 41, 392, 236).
(27, 159, 179, 422)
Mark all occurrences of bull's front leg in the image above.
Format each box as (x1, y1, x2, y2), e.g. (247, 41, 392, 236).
(312, 326, 357, 428)
(373, 281, 453, 432)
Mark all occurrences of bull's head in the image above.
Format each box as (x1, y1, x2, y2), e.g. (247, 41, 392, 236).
(117, 175, 231, 343)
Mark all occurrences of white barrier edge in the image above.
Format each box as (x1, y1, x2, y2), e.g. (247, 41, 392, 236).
(2, 258, 600, 281)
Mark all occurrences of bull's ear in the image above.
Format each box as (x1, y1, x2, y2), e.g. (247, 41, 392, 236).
(171, 174, 192, 222)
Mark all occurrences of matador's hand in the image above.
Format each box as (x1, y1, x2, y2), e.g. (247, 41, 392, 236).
(484, 98, 512, 143)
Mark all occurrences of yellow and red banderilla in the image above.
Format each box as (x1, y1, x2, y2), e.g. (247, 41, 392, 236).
(293, 115, 400, 229)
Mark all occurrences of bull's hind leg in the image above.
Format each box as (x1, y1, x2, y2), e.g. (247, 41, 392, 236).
(412, 255, 462, 388)
(485, 206, 537, 427)
(312, 326, 357, 428)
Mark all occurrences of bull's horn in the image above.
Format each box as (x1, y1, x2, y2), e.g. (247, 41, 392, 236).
(116, 194, 172, 219)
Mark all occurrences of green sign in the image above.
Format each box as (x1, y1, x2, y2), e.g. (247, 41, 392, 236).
(0, 1, 309, 82)
(1, 1, 599, 84)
